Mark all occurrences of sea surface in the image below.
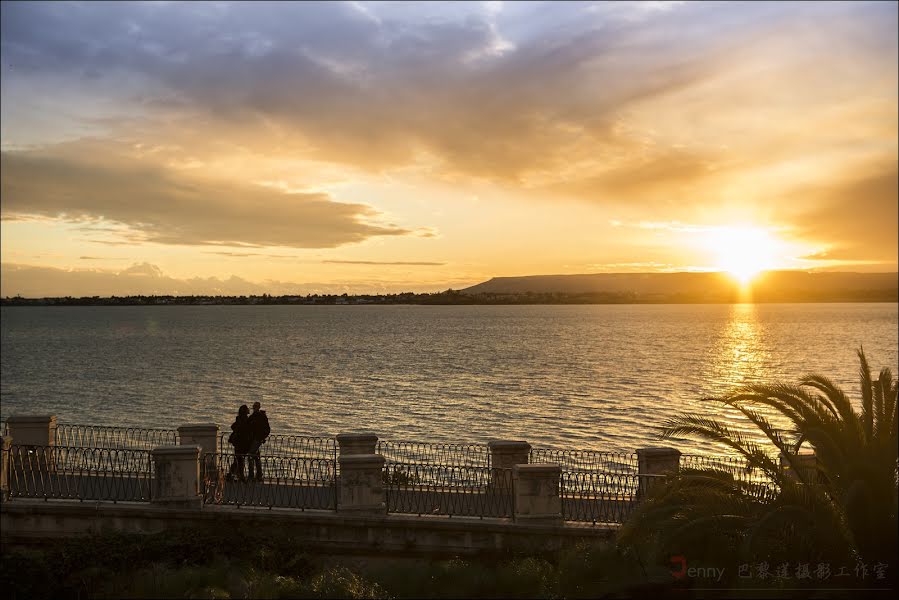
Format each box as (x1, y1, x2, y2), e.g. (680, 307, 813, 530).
(1, 303, 896, 455)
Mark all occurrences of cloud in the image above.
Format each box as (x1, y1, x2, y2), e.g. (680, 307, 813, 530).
(121, 262, 166, 277)
(541, 147, 718, 206)
(0, 139, 413, 248)
(3, 0, 893, 201)
(323, 260, 446, 266)
(787, 163, 898, 264)
(0, 262, 463, 297)
(203, 251, 297, 258)
(0, 0, 896, 277)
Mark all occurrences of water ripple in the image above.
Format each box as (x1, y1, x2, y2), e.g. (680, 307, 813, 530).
(1, 303, 896, 456)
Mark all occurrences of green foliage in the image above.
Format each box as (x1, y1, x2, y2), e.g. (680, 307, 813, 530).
(301, 566, 391, 599)
(382, 468, 418, 486)
(0, 527, 319, 600)
(361, 544, 673, 599)
(116, 560, 236, 599)
(3, 531, 672, 599)
(553, 543, 670, 598)
(0, 547, 59, 600)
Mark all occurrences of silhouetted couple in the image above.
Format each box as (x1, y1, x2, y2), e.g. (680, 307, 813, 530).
(226, 401, 271, 482)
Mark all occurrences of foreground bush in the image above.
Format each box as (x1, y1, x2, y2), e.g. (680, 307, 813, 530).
(2, 528, 673, 599)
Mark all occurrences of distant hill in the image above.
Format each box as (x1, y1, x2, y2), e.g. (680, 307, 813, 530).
(461, 271, 898, 303)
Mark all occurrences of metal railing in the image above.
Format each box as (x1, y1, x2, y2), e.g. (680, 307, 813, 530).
(384, 463, 514, 518)
(561, 471, 664, 524)
(680, 453, 767, 484)
(202, 453, 337, 510)
(7, 444, 153, 502)
(530, 448, 639, 474)
(218, 432, 337, 462)
(55, 423, 178, 451)
(377, 440, 491, 468)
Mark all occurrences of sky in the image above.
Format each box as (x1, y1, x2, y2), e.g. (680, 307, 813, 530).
(1, 0, 897, 297)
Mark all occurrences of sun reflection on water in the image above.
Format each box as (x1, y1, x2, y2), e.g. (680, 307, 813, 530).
(703, 303, 788, 455)
(712, 303, 768, 388)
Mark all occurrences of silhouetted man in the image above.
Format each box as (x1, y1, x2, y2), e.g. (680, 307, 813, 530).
(247, 401, 270, 481)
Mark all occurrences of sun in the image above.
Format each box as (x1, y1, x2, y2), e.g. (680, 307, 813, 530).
(704, 226, 780, 285)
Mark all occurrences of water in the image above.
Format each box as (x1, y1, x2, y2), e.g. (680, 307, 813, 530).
(1, 304, 896, 455)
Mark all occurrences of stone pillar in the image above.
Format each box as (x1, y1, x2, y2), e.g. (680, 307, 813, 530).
(5, 416, 57, 474)
(151, 445, 203, 509)
(780, 451, 817, 483)
(337, 454, 386, 514)
(637, 447, 681, 497)
(513, 463, 562, 523)
(0, 436, 11, 502)
(336, 433, 378, 456)
(5, 415, 57, 448)
(488, 440, 531, 488)
(178, 423, 220, 477)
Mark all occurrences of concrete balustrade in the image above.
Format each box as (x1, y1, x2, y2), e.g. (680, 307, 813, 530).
(488, 440, 531, 469)
(488, 440, 531, 488)
(636, 447, 681, 497)
(5, 415, 57, 448)
(513, 463, 562, 523)
(1, 436, 11, 502)
(151, 445, 203, 509)
(177, 423, 220, 477)
(338, 454, 386, 514)
(336, 433, 378, 456)
(7, 416, 822, 527)
(5, 415, 58, 473)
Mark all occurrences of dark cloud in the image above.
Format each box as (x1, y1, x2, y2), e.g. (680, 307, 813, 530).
(0, 140, 412, 248)
(6, 0, 891, 190)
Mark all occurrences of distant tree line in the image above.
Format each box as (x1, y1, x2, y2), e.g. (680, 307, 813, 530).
(1, 287, 895, 306)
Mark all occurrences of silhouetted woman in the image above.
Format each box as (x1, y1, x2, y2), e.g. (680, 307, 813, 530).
(227, 405, 251, 482)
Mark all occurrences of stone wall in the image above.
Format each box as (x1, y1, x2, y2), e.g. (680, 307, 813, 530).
(1, 499, 614, 558)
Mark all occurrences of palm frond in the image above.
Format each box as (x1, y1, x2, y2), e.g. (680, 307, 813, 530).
(873, 367, 893, 441)
(737, 383, 838, 426)
(801, 374, 865, 444)
(859, 348, 875, 440)
(627, 346, 898, 568)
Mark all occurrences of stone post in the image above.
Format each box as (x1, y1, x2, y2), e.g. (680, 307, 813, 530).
(178, 423, 220, 478)
(636, 447, 681, 497)
(151, 445, 203, 509)
(780, 451, 818, 483)
(5, 415, 57, 448)
(337, 454, 386, 514)
(336, 433, 378, 456)
(488, 440, 531, 488)
(1, 436, 11, 502)
(513, 463, 562, 523)
(5, 415, 58, 474)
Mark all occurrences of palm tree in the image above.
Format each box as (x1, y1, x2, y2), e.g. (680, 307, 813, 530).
(619, 348, 898, 570)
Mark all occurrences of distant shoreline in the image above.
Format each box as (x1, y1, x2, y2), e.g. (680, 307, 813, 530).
(2, 291, 897, 307)
(5, 270, 894, 306)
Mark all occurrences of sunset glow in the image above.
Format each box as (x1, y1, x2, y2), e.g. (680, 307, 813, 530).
(705, 226, 782, 285)
(0, 1, 896, 297)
